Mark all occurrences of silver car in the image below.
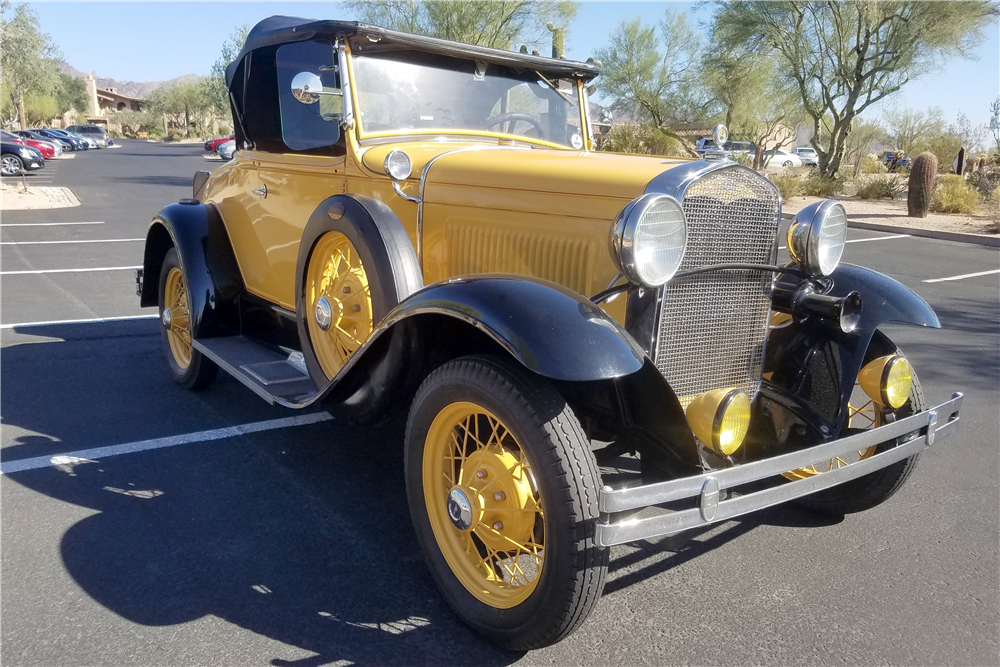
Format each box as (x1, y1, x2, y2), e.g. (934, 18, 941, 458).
(66, 124, 110, 149)
(217, 139, 236, 160)
(795, 146, 819, 166)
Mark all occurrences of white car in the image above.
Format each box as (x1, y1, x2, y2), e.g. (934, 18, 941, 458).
(795, 147, 819, 166)
(217, 139, 236, 160)
(764, 148, 803, 168)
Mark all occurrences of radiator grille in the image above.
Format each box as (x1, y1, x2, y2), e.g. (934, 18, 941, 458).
(447, 222, 597, 295)
(655, 167, 781, 406)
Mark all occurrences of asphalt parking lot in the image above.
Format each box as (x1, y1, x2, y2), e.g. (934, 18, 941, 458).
(1, 141, 998, 666)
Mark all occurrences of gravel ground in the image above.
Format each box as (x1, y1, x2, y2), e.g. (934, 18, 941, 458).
(782, 194, 1000, 236)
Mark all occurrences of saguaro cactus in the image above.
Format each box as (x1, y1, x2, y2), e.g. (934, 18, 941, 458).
(908, 152, 938, 218)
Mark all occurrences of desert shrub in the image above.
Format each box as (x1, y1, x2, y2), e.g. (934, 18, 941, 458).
(769, 171, 801, 199)
(860, 153, 887, 174)
(729, 150, 753, 166)
(856, 174, 903, 200)
(802, 171, 844, 197)
(598, 123, 684, 156)
(966, 165, 1000, 198)
(930, 174, 979, 214)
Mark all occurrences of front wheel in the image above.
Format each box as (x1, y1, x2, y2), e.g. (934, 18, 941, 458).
(405, 356, 607, 650)
(1, 155, 23, 176)
(782, 160, 793, 168)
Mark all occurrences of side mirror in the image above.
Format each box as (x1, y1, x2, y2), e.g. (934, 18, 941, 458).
(291, 71, 336, 104)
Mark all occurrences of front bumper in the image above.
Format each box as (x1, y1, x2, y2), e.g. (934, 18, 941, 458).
(596, 393, 963, 547)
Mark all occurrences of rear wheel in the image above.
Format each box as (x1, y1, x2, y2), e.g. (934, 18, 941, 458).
(405, 356, 607, 650)
(796, 331, 923, 515)
(158, 248, 218, 390)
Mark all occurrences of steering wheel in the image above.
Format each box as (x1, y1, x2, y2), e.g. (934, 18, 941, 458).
(485, 112, 545, 137)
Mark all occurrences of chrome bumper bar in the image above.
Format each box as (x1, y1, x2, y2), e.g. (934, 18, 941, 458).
(595, 393, 963, 547)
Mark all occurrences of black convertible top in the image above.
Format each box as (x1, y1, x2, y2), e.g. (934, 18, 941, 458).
(225, 15, 601, 89)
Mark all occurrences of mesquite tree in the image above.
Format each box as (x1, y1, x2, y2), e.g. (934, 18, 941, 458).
(713, 1, 998, 177)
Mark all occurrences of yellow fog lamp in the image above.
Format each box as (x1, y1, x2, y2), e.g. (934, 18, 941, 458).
(859, 355, 913, 409)
(685, 388, 752, 456)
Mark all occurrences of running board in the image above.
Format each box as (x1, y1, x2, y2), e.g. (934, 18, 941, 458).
(193, 336, 316, 407)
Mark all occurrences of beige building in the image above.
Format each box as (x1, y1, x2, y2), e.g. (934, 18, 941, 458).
(83, 74, 143, 125)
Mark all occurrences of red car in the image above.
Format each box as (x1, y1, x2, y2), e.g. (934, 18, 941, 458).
(6, 130, 60, 159)
(204, 134, 234, 152)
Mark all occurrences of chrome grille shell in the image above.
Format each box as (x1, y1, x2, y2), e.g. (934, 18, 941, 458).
(648, 163, 781, 405)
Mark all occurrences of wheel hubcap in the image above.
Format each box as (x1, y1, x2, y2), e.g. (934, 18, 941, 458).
(314, 296, 333, 331)
(423, 402, 544, 608)
(162, 308, 172, 329)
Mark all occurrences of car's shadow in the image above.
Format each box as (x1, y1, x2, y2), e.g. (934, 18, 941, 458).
(1, 321, 841, 663)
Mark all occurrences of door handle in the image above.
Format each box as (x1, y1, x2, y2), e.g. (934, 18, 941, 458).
(251, 184, 267, 198)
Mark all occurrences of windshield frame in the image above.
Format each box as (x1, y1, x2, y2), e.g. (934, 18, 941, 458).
(345, 44, 591, 151)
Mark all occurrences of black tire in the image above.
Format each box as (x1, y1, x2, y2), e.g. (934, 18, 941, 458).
(295, 194, 422, 389)
(1, 154, 23, 176)
(782, 160, 793, 168)
(405, 355, 607, 650)
(158, 248, 218, 390)
(797, 330, 923, 515)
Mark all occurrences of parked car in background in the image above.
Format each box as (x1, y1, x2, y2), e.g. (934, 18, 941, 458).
(216, 139, 236, 160)
(695, 137, 756, 160)
(795, 146, 819, 166)
(66, 124, 110, 148)
(33, 128, 88, 151)
(65, 130, 98, 149)
(879, 150, 911, 172)
(19, 130, 72, 152)
(1, 142, 45, 176)
(137, 15, 963, 650)
(764, 148, 803, 168)
(4, 130, 60, 159)
(204, 134, 234, 152)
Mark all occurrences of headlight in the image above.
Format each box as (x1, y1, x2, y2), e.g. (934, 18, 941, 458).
(608, 193, 687, 287)
(18, 147, 36, 158)
(787, 200, 847, 276)
(384, 149, 412, 180)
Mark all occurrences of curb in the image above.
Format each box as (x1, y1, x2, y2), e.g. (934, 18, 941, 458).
(781, 212, 999, 247)
(60, 186, 81, 207)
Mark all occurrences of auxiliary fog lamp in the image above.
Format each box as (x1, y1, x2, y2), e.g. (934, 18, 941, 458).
(685, 388, 752, 456)
(859, 354, 913, 409)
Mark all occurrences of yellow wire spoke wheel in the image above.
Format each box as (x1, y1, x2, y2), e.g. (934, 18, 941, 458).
(422, 402, 544, 609)
(163, 267, 193, 369)
(783, 382, 880, 481)
(305, 232, 374, 379)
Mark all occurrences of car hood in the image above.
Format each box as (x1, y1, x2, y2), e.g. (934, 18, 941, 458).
(361, 141, 691, 215)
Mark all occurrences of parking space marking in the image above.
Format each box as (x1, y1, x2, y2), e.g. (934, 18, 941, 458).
(0, 412, 335, 475)
(0, 221, 104, 227)
(0, 238, 144, 246)
(923, 269, 1000, 283)
(1, 265, 140, 275)
(1, 314, 157, 330)
(778, 233, 911, 250)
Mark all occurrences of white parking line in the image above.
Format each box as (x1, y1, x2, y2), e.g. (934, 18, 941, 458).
(1, 265, 140, 275)
(0, 412, 335, 475)
(0, 238, 144, 246)
(0, 221, 104, 227)
(778, 233, 911, 250)
(923, 269, 1000, 283)
(0, 314, 158, 330)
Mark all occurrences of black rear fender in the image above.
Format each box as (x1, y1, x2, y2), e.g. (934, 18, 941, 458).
(139, 202, 243, 338)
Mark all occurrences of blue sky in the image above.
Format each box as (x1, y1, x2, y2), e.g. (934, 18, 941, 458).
(24, 1, 1000, 129)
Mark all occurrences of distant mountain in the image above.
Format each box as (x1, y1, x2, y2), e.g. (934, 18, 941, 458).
(59, 62, 202, 99)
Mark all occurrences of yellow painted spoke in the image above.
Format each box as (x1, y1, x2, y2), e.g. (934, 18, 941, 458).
(475, 459, 529, 496)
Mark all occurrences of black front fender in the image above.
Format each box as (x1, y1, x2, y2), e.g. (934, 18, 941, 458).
(387, 276, 646, 382)
(765, 264, 939, 433)
(139, 202, 243, 338)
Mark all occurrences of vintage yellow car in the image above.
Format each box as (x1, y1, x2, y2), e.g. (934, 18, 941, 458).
(137, 16, 963, 649)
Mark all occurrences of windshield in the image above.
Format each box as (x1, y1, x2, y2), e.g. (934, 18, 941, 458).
(352, 51, 585, 149)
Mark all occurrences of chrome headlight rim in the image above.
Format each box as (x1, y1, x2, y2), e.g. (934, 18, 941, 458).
(787, 199, 847, 277)
(608, 193, 688, 288)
